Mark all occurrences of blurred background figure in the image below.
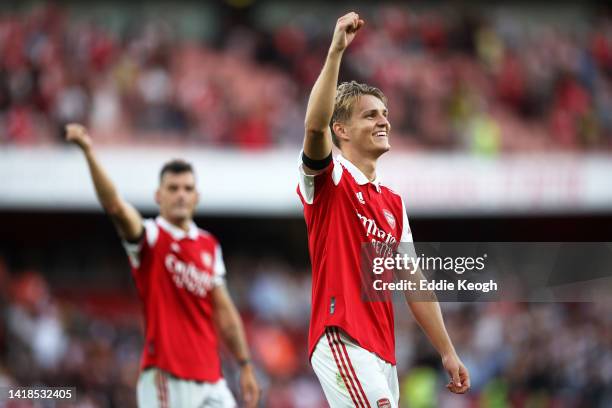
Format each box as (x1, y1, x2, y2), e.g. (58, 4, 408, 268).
(1, 1, 612, 407)
(0, 2, 610, 151)
(7, 271, 67, 375)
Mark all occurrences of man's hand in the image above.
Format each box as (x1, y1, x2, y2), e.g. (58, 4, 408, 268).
(239, 364, 260, 408)
(442, 352, 470, 394)
(330, 12, 365, 54)
(65, 123, 92, 152)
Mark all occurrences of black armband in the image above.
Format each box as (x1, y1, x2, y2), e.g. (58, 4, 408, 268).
(302, 151, 332, 170)
(125, 227, 145, 244)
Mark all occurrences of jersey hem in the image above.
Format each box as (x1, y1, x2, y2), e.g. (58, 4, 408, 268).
(141, 363, 224, 384)
(308, 324, 397, 366)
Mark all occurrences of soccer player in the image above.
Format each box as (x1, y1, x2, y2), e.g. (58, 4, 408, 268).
(297, 12, 470, 407)
(65, 124, 259, 408)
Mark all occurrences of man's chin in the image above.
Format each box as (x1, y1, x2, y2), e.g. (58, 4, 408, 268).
(374, 143, 391, 157)
(166, 211, 192, 223)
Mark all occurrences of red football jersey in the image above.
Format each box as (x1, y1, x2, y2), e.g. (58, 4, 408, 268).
(123, 216, 226, 382)
(297, 154, 413, 365)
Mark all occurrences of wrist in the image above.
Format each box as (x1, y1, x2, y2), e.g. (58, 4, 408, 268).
(439, 342, 457, 358)
(238, 358, 252, 368)
(327, 47, 344, 59)
(440, 348, 457, 360)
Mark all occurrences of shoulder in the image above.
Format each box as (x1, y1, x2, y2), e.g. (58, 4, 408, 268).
(197, 228, 220, 246)
(142, 218, 161, 247)
(380, 184, 402, 201)
(298, 151, 344, 181)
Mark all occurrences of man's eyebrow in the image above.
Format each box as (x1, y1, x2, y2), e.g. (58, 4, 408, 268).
(361, 108, 388, 115)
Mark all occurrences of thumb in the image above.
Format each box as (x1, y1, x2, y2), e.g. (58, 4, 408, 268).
(244, 390, 256, 407)
(450, 367, 462, 387)
(242, 383, 254, 402)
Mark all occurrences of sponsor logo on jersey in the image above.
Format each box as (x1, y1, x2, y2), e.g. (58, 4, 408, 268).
(356, 211, 397, 245)
(383, 209, 396, 229)
(165, 254, 215, 297)
(170, 242, 181, 253)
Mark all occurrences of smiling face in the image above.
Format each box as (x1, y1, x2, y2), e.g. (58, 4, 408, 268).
(333, 93, 391, 158)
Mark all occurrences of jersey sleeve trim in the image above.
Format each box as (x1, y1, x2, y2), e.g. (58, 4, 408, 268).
(399, 198, 416, 258)
(122, 219, 159, 268)
(297, 150, 343, 205)
(212, 243, 227, 287)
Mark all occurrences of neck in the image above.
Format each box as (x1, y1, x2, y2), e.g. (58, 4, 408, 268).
(342, 150, 378, 182)
(162, 215, 191, 232)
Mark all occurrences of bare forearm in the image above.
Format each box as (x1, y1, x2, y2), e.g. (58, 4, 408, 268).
(305, 50, 343, 133)
(410, 298, 471, 394)
(82, 148, 142, 240)
(400, 266, 456, 357)
(218, 307, 251, 363)
(409, 300, 456, 357)
(302, 13, 363, 162)
(82, 148, 121, 212)
(66, 123, 141, 240)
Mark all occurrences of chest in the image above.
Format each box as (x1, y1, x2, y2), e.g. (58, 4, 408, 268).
(158, 238, 215, 271)
(338, 179, 402, 243)
(152, 234, 218, 298)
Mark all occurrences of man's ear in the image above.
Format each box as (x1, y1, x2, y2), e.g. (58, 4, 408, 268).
(155, 189, 161, 205)
(332, 122, 350, 144)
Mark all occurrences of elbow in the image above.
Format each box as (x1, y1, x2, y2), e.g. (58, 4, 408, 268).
(218, 318, 237, 340)
(304, 113, 329, 135)
(102, 198, 123, 217)
(215, 307, 240, 336)
(304, 123, 328, 138)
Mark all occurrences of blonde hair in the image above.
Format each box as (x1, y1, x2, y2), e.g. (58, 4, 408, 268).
(330, 81, 387, 147)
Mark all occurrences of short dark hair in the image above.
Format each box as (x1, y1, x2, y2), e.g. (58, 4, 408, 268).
(159, 159, 194, 182)
(330, 81, 387, 148)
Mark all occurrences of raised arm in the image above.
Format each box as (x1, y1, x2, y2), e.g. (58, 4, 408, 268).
(303, 12, 364, 170)
(65, 123, 143, 241)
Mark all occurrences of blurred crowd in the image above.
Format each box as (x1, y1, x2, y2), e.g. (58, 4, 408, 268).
(1, 255, 611, 407)
(0, 3, 611, 152)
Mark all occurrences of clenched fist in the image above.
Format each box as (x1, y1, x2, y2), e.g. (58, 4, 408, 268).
(330, 12, 365, 54)
(442, 352, 471, 394)
(65, 123, 92, 152)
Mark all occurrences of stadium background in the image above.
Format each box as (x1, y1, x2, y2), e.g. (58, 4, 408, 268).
(1, 1, 612, 407)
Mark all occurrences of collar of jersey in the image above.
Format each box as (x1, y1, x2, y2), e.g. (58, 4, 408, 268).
(337, 155, 382, 193)
(156, 216, 199, 240)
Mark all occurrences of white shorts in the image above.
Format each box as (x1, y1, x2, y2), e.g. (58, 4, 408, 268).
(137, 367, 236, 408)
(311, 327, 399, 408)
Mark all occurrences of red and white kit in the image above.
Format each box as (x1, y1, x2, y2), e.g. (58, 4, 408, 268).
(297, 154, 413, 408)
(124, 216, 236, 408)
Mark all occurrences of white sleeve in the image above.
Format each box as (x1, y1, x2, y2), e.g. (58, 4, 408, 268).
(122, 219, 159, 268)
(297, 150, 343, 205)
(212, 243, 227, 287)
(399, 199, 417, 258)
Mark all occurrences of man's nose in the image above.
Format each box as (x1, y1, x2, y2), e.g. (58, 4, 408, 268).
(377, 116, 390, 129)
